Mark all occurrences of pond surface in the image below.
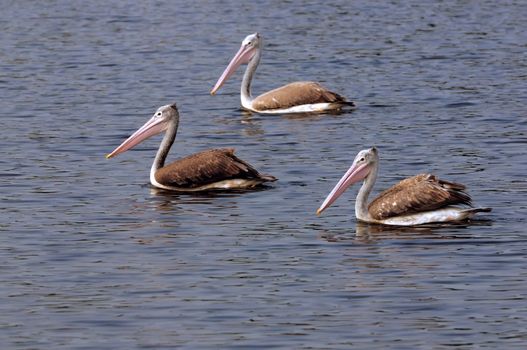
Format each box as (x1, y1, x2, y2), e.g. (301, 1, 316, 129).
(1, 0, 526, 348)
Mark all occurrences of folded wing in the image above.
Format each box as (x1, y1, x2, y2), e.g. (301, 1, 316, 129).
(368, 174, 472, 220)
(155, 148, 276, 188)
(252, 81, 348, 111)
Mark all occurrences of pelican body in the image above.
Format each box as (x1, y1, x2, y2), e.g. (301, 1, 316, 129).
(211, 33, 355, 114)
(317, 147, 490, 226)
(107, 104, 276, 191)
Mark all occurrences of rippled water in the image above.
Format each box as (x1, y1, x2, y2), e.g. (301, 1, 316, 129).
(2, 0, 527, 348)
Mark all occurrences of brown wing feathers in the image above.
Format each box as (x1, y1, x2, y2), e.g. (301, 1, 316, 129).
(368, 174, 472, 220)
(252, 81, 351, 110)
(155, 148, 276, 188)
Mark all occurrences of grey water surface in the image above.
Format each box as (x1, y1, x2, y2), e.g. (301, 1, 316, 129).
(1, 0, 527, 349)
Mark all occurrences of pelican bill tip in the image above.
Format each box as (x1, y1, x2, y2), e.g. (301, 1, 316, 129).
(105, 153, 113, 159)
(316, 208, 322, 216)
(210, 90, 216, 96)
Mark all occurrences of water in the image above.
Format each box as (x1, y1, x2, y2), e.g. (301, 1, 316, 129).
(1, 0, 526, 348)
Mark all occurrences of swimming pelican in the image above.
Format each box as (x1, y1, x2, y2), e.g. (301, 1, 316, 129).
(211, 33, 355, 114)
(106, 104, 277, 191)
(316, 147, 491, 226)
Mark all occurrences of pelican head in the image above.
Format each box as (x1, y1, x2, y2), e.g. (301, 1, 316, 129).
(211, 33, 261, 95)
(106, 104, 179, 159)
(316, 147, 378, 215)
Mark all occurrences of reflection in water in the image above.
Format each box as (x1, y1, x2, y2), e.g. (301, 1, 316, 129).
(149, 187, 239, 213)
(148, 185, 273, 216)
(240, 113, 265, 137)
(240, 109, 254, 118)
(354, 222, 457, 243)
(149, 185, 274, 201)
(318, 220, 493, 243)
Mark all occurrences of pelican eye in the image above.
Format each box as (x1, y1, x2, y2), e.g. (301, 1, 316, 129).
(360, 157, 365, 162)
(157, 112, 162, 116)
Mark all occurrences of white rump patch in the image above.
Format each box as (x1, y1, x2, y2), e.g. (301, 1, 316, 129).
(378, 207, 476, 226)
(150, 176, 264, 192)
(247, 102, 344, 114)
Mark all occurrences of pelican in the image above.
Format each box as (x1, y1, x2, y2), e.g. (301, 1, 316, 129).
(106, 104, 277, 191)
(316, 147, 491, 226)
(211, 33, 355, 114)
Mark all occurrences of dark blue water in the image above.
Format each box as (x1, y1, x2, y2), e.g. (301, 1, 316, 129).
(1, 0, 526, 348)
